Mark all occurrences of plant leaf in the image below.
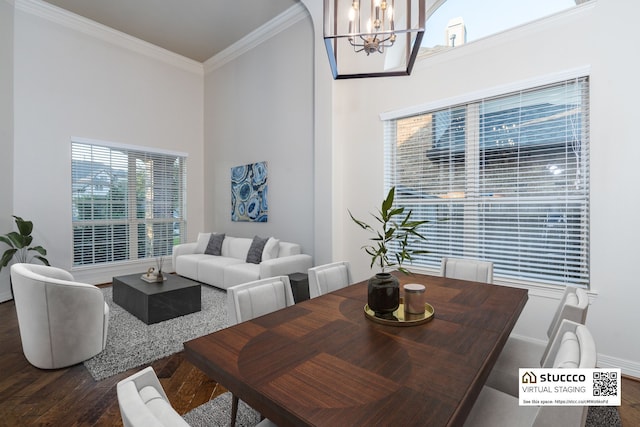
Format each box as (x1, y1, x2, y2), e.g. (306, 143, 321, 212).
(381, 187, 395, 213)
(33, 256, 50, 266)
(29, 246, 47, 256)
(0, 249, 17, 267)
(14, 216, 33, 237)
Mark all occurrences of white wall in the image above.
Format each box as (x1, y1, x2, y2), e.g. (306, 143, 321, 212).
(203, 14, 315, 257)
(0, 0, 15, 302)
(12, 1, 205, 284)
(327, 0, 640, 376)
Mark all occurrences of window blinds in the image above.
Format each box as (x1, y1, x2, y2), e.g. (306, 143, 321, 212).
(71, 140, 187, 266)
(384, 77, 589, 287)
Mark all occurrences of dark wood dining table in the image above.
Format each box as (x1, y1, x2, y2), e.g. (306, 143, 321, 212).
(184, 272, 528, 427)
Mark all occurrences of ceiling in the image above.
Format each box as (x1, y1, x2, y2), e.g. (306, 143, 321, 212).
(42, 0, 300, 63)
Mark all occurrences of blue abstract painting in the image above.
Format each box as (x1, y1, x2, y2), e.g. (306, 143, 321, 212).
(231, 161, 268, 222)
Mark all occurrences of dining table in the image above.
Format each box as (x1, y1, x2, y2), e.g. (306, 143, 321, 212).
(184, 272, 528, 426)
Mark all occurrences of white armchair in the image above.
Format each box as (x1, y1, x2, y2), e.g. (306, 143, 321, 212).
(440, 257, 494, 283)
(307, 261, 353, 299)
(10, 263, 109, 369)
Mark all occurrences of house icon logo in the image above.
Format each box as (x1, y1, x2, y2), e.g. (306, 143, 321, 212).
(522, 371, 537, 384)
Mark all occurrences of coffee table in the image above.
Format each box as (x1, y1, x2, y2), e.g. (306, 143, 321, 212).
(112, 273, 201, 324)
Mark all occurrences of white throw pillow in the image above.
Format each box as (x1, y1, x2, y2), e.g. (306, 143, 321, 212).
(195, 232, 212, 254)
(262, 237, 280, 261)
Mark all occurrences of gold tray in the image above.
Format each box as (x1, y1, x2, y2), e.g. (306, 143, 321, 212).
(364, 301, 435, 326)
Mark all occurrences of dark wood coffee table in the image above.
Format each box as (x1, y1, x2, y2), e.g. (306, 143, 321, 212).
(112, 273, 201, 324)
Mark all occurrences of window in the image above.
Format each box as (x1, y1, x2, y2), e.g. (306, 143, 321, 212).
(384, 77, 589, 287)
(421, 0, 586, 54)
(71, 140, 186, 266)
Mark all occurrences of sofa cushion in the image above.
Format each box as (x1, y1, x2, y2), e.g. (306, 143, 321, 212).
(224, 263, 261, 287)
(247, 236, 269, 264)
(262, 237, 280, 261)
(175, 254, 211, 279)
(278, 241, 302, 257)
(205, 233, 225, 256)
(194, 232, 212, 254)
(226, 237, 253, 260)
(198, 256, 245, 287)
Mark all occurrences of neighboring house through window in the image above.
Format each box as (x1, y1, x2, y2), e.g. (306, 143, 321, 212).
(71, 139, 187, 266)
(383, 76, 589, 287)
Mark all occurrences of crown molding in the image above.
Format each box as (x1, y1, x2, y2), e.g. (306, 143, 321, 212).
(14, 0, 204, 75)
(204, 2, 309, 75)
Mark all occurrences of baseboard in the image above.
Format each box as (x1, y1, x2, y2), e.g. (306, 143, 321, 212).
(598, 354, 640, 379)
(0, 289, 13, 303)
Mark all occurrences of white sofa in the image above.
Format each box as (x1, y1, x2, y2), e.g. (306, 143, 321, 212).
(172, 233, 313, 290)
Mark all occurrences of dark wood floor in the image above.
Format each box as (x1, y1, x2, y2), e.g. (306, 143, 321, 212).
(0, 290, 638, 426)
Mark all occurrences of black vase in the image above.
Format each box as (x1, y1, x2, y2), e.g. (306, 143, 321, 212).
(368, 272, 400, 318)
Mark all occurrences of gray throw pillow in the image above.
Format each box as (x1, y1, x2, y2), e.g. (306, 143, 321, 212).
(246, 235, 269, 264)
(205, 233, 225, 256)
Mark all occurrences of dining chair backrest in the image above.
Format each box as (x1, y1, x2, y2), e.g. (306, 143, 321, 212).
(226, 276, 295, 325)
(546, 286, 589, 340)
(307, 261, 353, 299)
(117, 366, 190, 427)
(535, 319, 596, 426)
(542, 319, 597, 369)
(440, 257, 494, 284)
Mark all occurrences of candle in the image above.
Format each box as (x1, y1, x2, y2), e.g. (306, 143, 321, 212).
(404, 283, 426, 315)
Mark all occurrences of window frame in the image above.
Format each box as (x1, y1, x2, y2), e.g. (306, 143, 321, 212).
(381, 69, 590, 288)
(71, 138, 187, 267)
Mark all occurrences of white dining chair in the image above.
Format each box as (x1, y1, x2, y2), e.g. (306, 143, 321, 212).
(486, 286, 589, 397)
(117, 366, 190, 427)
(117, 366, 278, 427)
(464, 319, 597, 427)
(226, 276, 295, 426)
(440, 257, 494, 284)
(307, 261, 353, 299)
(226, 275, 295, 325)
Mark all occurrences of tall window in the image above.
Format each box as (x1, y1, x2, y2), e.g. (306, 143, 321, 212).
(71, 140, 187, 266)
(384, 77, 589, 287)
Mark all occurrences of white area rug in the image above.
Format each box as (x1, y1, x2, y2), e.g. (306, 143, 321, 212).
(182, 393, 262, 427)
(84, 285, 228, 381)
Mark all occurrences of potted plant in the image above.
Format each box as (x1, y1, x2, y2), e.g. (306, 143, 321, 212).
(349, 187, 428, 318)
(0, 215, 50, 272)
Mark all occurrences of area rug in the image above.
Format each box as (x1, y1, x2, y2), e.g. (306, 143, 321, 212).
(586, 406, 622, 427)
(84, 285, 228, 381)
(182, 393, 261, 427)
(182, 395, 621, 427)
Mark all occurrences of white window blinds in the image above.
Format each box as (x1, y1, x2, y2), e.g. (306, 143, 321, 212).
(71, 140, 187, 266)
(384, 77, 589, 287)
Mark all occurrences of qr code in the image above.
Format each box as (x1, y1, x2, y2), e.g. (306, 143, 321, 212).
(593, 371, 618, 397)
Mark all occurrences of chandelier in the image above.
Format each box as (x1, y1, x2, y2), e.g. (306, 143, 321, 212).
(324, 0, 425, 79)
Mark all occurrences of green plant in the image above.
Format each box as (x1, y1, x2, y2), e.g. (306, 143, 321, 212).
(349, 187, 429, 274)
(0, 215, 50, 272)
